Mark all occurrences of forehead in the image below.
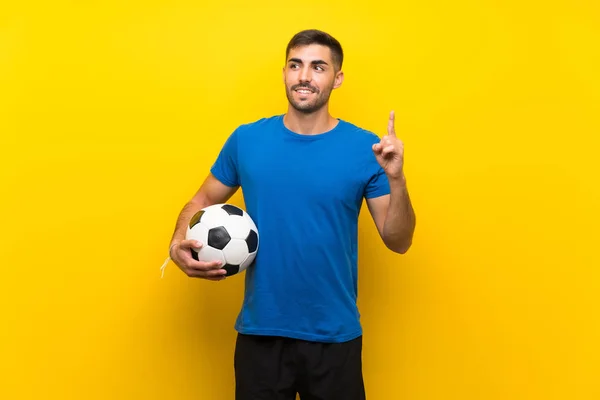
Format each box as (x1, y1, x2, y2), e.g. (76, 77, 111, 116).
(287, 44, 333, 63)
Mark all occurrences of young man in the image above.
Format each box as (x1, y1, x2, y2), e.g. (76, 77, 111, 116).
(168, 29, 416, 399)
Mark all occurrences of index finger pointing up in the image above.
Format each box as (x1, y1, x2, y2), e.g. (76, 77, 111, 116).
(387, 110, 396, 137)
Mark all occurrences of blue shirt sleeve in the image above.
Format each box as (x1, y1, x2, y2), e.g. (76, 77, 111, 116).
(210, 128, 240, 187)
(364, 165, 390, 199)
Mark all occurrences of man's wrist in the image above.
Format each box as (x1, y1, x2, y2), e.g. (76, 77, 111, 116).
(388, 172, 406, 186)
(169, 242, 178, 258)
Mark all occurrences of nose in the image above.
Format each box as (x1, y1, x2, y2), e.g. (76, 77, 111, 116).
(299, 65, 312, 83)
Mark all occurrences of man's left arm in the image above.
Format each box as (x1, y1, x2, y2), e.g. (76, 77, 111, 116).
(366, 176, 416, 254)
(368, 110, 416, 254)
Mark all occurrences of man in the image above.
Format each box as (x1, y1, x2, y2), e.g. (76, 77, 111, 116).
(168, 29, 416, 400)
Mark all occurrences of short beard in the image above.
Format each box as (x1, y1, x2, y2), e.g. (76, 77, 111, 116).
(285, 82, 333, 114)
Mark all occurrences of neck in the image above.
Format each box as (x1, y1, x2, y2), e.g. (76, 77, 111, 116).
(283, 105, 338, 135)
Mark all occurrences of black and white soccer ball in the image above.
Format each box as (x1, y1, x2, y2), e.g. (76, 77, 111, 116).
(185, 203, 259, 277)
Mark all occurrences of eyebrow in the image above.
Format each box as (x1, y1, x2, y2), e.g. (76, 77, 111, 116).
(288, 57, 329, 66)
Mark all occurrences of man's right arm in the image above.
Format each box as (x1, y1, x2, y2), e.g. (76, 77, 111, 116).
(168, 173, 239, 280)
(170, 173, 239, 248)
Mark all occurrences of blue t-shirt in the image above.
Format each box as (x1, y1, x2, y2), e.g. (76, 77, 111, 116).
(210, 115, 390, 343)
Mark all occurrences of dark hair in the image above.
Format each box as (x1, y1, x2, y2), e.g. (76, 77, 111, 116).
(285, 29, 344, 71)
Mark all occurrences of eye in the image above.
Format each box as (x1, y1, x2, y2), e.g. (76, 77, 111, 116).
(314, 65, 324, 71)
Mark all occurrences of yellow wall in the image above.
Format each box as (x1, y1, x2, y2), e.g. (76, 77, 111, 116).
(1, 1, 599, 399)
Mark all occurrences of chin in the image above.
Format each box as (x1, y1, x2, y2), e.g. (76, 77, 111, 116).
(289, 98, 325, 114)
(292, 103, 322, 114)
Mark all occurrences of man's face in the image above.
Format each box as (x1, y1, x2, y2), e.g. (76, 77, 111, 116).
(283, 44, 343, 114)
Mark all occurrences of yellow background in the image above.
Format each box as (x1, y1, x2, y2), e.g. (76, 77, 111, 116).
(1, 1, 599, 399)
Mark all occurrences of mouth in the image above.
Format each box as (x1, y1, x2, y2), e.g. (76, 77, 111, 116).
(293, 86, 316, 95)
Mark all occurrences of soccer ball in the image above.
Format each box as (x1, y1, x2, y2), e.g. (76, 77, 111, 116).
(185, 203, 259, 277)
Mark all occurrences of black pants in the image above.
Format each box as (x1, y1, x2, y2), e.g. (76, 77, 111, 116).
(234, 333, 366, 400)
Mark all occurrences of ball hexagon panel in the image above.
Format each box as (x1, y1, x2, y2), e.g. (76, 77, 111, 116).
(240, 252, 256, 270)
(223, 215, 251, 239)
(192, 244, 225, 264)
(223, 238, 250, 265)
(186, 222, 209, 248)
(199, 206, 230, 228)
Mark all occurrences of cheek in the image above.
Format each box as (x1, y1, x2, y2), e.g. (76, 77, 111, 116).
(283, 71, 293, 83)
(320, 76, 335, 89)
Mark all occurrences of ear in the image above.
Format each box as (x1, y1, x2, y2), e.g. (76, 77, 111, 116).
(333, 70, 344, 89)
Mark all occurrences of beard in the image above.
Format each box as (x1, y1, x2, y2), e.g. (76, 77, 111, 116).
(285, 81, 333, 114)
